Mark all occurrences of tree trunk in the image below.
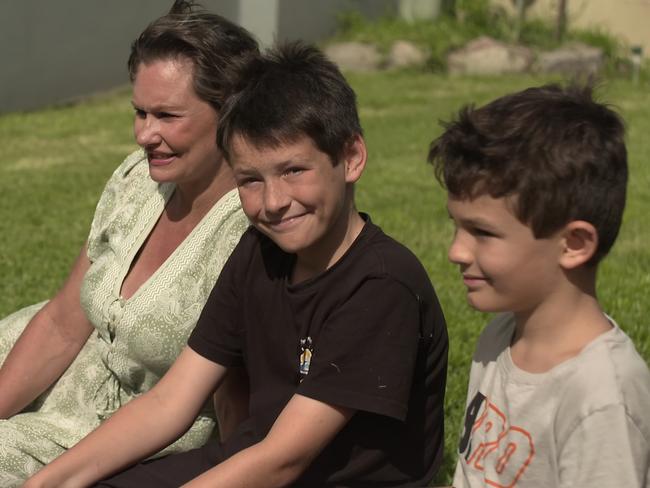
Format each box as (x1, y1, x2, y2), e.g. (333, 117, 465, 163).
(556, 0, 568, 42)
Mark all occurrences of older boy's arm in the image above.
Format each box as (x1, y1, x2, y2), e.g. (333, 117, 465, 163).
(182, 394, 355, 488)
(24, 347, 226, 488)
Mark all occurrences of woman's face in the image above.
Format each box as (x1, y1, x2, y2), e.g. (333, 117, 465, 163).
(131, 57, 221, 187)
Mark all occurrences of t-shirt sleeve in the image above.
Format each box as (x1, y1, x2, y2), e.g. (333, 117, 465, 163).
(188, 231, 252, 368)
(297, 276, 422, 421)
(558, 404, 649, 487)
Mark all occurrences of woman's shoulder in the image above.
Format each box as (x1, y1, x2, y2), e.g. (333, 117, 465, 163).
(112, 148, 148, 180)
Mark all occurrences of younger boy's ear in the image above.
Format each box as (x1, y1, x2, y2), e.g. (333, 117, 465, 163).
(343, 134, 367, 184)
(559, 221, 599, 269)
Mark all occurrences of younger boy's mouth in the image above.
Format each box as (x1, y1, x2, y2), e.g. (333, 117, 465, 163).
(462, 273, 488, 288)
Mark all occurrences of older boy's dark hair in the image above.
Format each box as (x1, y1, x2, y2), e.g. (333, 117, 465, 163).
(217, 41, 363, 165)
(428, 83, 627, 264)
(128, 0, 259, 111)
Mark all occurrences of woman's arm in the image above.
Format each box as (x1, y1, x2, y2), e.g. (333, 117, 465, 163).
(0, 244, 94, 419)
(24, 347, 227, 488)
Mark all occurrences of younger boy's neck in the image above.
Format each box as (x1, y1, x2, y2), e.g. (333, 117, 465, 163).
(291, 208, 365, 285)
(510, 281, 612, 373)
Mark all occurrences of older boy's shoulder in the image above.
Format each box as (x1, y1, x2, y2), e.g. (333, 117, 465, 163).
(359, 216, 430, 282)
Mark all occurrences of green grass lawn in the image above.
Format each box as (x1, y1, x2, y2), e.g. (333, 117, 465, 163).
(1, 73, 648, 485)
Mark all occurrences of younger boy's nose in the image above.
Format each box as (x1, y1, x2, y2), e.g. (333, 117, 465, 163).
(448, 231, 473, 266)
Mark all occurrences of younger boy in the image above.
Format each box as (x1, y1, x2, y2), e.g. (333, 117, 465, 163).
(429, 84, 650, 487)
(27, 43, 448, 488)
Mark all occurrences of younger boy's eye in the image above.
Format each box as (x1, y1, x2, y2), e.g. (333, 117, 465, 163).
(473, 227, 496, 238)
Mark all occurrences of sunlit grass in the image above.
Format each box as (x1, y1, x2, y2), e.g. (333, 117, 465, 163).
(1, 74, 648, 485)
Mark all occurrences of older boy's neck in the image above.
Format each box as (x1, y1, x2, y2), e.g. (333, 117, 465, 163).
(169, 162, 236, 221)
(291, 208, 365, 284)
(511, 286, 612, 373)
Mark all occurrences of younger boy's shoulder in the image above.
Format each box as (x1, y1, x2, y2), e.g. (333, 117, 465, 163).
(556, 323, 650, 437)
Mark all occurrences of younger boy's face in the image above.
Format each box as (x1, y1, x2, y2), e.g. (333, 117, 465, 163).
(229, 135, 356, 262)
(446, 193, 565, 314)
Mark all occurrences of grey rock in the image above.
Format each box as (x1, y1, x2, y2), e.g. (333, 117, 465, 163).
(324, 42, 382, 72)
(536, 43, 604, 77)
(447, 36, 534, 75)
(386, 40, 428, 69)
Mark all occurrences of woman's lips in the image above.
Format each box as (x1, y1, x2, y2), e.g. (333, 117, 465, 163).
(148, 152, 177, 166)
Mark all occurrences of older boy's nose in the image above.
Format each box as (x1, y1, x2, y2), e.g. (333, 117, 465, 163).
(263, 180, 290, 213)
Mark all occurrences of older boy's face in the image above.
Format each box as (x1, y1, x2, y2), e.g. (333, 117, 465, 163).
(446, 194, 565, 314)
(229, 135, 357, 264)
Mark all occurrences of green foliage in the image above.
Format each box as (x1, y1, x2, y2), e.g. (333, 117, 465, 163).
(1, 74, 649, 485)
(333, 6, 510, 71)
(331, 1, 632, 75)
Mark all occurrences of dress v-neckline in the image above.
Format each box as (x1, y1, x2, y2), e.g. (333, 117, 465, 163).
(115, 184, 237, 304)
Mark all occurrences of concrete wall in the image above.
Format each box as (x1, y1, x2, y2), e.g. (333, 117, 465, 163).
(0, 0, 394, 114)
(492, 0, 650, 54)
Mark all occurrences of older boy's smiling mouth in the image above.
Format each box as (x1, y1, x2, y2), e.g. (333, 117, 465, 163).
(264, 213, 308, 231)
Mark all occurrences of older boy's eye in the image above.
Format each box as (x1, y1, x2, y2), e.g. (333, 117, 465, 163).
(236, 176, 260, 187)
(284, 167, 304, 177)
(133, 108, 146, 119)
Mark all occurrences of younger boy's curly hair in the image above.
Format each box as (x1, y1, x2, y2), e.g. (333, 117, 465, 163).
(428, 83, 627, 264)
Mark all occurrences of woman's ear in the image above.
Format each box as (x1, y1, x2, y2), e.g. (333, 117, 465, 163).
(343, 134, 367, 184)
(559, 220, 599, 269)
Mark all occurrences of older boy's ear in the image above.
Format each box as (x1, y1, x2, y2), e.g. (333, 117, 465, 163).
(559, 221, 599, 269)
(343, 134, 367, 184)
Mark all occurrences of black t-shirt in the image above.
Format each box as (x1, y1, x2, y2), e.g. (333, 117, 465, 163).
(189, 216, 448, 487)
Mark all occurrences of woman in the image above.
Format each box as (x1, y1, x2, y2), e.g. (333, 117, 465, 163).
(0, 2, 257, 485)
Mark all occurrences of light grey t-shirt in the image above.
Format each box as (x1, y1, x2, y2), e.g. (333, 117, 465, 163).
(453, 313, 650, 488)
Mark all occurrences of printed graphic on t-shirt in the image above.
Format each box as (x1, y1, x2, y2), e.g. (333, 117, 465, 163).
(458, 391, 535, 488)
(299, 336, 313, 380)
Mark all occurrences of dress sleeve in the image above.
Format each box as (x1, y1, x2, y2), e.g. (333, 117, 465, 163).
(86, 149, 145, 257)
(558, 404, 649, 487)
(297, 276, 423, 421)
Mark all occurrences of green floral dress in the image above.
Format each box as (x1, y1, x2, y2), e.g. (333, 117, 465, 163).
(0, 150, 249, 486)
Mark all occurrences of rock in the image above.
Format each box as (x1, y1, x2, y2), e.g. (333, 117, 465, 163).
(535, 43, 604, 77)
(447, 36, 534, 75)
(386, 40, 428, 69)
(324, 42, 382, 72)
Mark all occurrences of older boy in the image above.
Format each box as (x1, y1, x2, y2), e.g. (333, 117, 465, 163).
(26, 43, 448, 488)
(429, 84, 650, 487)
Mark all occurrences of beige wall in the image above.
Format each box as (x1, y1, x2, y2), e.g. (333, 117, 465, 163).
(493, 0, 650, 54)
